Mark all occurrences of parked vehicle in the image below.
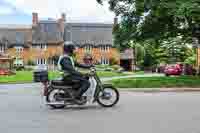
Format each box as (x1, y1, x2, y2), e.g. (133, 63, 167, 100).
(164, 64, 183, 76)
(0, 69, 15, 76)
(34, 67, 119, 109)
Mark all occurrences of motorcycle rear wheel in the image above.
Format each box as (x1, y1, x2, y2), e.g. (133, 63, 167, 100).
(46, 88, 66, 109)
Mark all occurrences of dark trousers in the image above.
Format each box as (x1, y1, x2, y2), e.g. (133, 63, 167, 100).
(64, 75, 90, 97)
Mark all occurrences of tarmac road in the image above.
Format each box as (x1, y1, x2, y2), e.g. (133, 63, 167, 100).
(0, 83, 200, 133)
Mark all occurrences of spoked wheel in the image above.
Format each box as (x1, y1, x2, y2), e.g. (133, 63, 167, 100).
(97, 86, 119, 107)
(46, 88, 66, 109)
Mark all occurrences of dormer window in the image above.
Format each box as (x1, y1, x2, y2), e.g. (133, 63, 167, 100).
(0, 45, 5, 53)
(15, 46, 23, 54)
(65, 30, 72, 42)
(16, 32, 24, 43)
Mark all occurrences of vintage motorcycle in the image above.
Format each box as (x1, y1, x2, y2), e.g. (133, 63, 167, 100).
(38, 68, 119, 109)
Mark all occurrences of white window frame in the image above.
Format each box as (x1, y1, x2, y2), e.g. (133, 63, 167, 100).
(15, 46, 23, 54)
(106, 45, 110, 52)
(85, 45, 92, 53)
(0, 45, 5, 53)
(100, 45, 110, 52)
(36, 58, 47, 65)
(39, 44, 47, 50)
(33, 44, 47, 51)
(101, 57, 109, 65)
(14, 57, 23, 66)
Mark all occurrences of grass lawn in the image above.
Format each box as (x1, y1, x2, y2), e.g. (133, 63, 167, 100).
(96, 71, 128, 77)
(0, 70, 135, 84)
(109, 76, 200, 88)
(0, 71, 60, 84)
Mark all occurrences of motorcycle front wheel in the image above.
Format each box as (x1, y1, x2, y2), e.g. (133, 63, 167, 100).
(97, 86, 119, 107)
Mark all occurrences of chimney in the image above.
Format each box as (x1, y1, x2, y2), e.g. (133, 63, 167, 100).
(114, 17, 118, 25)
(61, 13, 66, 22)
(58, 13, 66, 38)
(32, 12, 38, 26)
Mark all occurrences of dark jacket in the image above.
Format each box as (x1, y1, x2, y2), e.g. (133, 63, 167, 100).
(60, 56, 91, 77)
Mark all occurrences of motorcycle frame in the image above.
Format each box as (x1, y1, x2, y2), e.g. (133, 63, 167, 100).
(42, 69, 113, 102)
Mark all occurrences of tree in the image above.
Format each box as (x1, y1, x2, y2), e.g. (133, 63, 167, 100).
(97, 0, 199, 69)
(160, 36, 190, 63)
(184, 48, 196, 66)
(97, 0, 200, 43)
(27, 60, 36, 66)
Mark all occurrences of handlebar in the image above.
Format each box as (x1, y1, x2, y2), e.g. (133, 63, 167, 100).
(90, 67, 96, 72)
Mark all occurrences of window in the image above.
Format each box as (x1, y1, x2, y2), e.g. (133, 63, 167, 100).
(36, 58, 46, 65)
(43, 23, 57, 32)
(0, 45, 5, 53)
(14, 58, 23, 66)
(85, 45, 92, 53)
(15, 46, 23, 53)
(65, 30, 72, 42)
(100, 57, 109, 65)
(33, 44, 47, 50)
(40, 44, 47, 50)
(16, 32, 24, 43)
(100, 45, 110, 52)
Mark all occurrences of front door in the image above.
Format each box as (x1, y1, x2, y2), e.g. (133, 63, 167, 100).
(120, 59, 132, 71)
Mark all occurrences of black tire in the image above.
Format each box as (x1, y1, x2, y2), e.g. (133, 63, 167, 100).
(97, 86, 119, 107)
(46, 88, 66, 109)
(165, 73, 169, 77)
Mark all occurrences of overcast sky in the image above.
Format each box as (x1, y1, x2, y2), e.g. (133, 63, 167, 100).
(0, 0, 115, 24)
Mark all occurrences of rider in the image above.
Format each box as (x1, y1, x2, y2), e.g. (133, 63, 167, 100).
(58, 43, 93, 103)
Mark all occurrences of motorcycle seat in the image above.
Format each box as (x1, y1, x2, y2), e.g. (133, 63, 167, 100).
(52, 80, 66, 86)
(51, 79, 80, 86)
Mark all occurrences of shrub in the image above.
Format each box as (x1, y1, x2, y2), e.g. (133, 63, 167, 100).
(27, 60, 36, 66)
(105, 67, 113, 71)
(112, 65, 121, 71)
(109, 58, 118, 65)
(14, 66, 24, 71)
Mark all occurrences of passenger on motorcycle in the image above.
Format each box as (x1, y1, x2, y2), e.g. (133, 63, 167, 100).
(57, 42, 93, 103)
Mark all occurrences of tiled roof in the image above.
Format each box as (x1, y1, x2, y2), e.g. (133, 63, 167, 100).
(0, 24, 31, 29)
(64, 23, 113, 46)
(0, 28, 32, 48)
(32, 22, 63, 44)
(0, 22, 114, 47)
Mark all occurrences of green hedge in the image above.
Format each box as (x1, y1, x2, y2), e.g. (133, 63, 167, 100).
(110, 76, 200, 88)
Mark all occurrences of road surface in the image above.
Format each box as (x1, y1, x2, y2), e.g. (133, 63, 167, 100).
(0, 83, 200, 133)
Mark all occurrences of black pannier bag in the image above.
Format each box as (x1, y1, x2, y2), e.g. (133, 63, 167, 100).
(33, 70, 49, 82)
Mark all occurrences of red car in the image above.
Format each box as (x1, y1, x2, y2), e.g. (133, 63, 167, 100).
(164, 64, 183, 76)
(0, 69, 15, 76)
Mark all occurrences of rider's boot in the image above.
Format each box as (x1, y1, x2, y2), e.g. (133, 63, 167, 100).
(74, 96, 87, 105)
(74, 90, 87, 105)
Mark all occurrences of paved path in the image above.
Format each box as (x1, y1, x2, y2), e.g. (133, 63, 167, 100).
(102, 73, 164, 81)
(0, 84, 200, 133)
